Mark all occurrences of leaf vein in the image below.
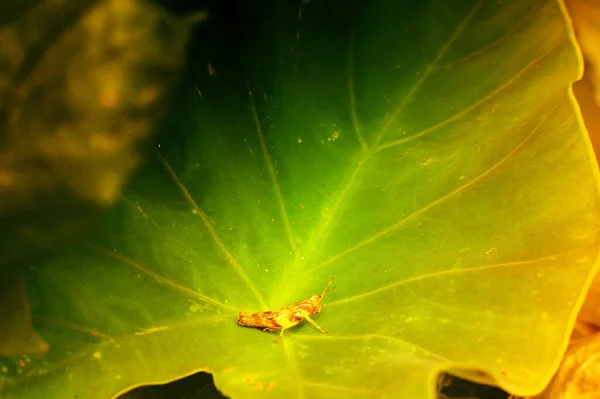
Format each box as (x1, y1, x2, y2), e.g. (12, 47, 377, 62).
(376, 43, 557, 152)
(434, 0, 541, 70)
(301, 1, 483, 269)
(10, 315, 224, 385)
(247, 84, 298, 255)
(347, 35, 368, 153)
(295, 333, 450, 363)
(309, 103, 556, 272)
(326, 249, 573, 307)
(85, 242, 237, 311)
(283, 340, 306, 399)
(157, 151, 267, 309)
(34, 316, 115, 341)
(371, 0, 483, 148)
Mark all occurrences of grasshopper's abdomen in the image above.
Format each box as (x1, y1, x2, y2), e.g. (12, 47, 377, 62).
(238, 311, 282, 330)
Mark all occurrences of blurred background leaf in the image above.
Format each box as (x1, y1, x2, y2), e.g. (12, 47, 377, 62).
(0, 0, 205, 273)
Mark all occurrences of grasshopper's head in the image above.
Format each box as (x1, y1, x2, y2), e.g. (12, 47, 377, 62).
(306, 294, 324, 313)
(311, 275, 337, 313)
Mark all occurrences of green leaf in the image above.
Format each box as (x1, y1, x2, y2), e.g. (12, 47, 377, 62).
(2, 0, 600, 398)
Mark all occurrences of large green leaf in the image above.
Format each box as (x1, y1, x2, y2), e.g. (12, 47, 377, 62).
(2, 0, 600, 398)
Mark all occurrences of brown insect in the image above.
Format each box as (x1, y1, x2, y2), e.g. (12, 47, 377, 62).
(238, 276, 336, 343)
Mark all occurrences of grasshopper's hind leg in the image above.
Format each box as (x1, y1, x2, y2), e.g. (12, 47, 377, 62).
(303, 313, 328, 335)
(274, 328, 286, 343)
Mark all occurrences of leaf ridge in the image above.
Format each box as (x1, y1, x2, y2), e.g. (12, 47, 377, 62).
(247, 85, 298, 255)
(435, 1, 541, 70)
(156, 152, 268, 309)
(347, 35, 368, 153)
(295, 333, 450, 363)
(309, 104, 556, 273)
(371, 0, 484, 149)
(35, 316, 114, 341)
(10, 315, 224, 386)
(375, 44, 558, 152)
(85, 242, 237, 311)
(327, 248, 574, 307)
(300, 1, 483, 273)
(283, 340, 307, 399)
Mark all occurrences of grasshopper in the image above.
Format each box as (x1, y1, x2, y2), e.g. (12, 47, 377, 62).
(238, 276, 336, 343)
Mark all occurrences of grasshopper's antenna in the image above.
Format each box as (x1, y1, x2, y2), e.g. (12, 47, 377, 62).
(321, 275, 336, 298)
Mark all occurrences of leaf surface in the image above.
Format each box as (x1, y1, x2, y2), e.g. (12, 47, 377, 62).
(2, 0, 600, 398)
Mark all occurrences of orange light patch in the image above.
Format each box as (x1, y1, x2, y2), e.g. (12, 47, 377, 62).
(101, 88, 119, 108)
(252, 382, 264, 391)
(266, 382, 276, 392)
